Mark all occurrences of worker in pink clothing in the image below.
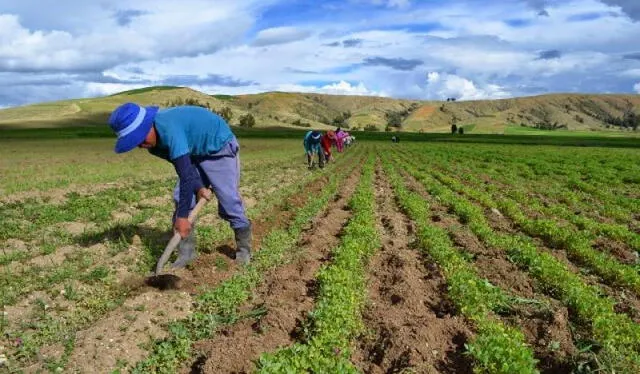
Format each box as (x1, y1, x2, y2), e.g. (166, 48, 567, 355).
(335, 128, 347, 153)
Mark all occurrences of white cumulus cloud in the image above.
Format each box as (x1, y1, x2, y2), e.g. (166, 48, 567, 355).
(276, 80, 386, 97)
(425, 72, 510, 100)
(634, 82, 640, 93)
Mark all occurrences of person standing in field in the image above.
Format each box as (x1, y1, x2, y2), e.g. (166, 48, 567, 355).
(303, 130, 325, 169)
(321, 130, 335, 163)
(108, 103, 252, 267)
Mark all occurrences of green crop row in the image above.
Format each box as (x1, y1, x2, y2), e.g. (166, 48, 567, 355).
(381, 156, 538, 374)
(402, 153, 640, 295)
(131, 153, 364, 373)
(392, 151, 640, 373)
(256, 155, 378, 373)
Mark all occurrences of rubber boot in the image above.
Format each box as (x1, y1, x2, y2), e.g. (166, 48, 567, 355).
(172, 226, 197, 269)
(234, 225, 252, 265)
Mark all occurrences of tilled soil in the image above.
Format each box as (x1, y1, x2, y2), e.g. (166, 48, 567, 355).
(592, 237, 638, 265)
(65, 290, 192, 373)
(401, 170, 580, 373)
(351, 166, 473, 374)
(187, 166, 362, 374)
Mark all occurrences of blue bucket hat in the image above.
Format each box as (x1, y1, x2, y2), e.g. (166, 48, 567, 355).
(108, 102, 159, 153)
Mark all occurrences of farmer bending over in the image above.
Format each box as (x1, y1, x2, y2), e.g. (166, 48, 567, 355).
(303, 130, 324, 169)
(108, 103, 252, 267)
(321, 131, 335, 163)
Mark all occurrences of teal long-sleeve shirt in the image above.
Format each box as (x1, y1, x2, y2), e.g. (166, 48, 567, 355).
(149, 106, 234, 161)
(148, 105, 235, 217)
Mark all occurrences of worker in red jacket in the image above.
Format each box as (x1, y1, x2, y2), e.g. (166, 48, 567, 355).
(321, 130, 336, 163)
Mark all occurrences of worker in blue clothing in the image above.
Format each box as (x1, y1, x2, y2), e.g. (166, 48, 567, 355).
(108, 103, 252, 267)
(303, 130, 325, 169)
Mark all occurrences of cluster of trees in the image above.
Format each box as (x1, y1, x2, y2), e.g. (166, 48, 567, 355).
(385, 103, 420, 129)
(216, 107, 234, 123)
(385, 112, 403, 128)
(532, 122, 567, 130)
(602, 109, 639, 130)
(332, 111, 352, 127)
(164, 97, 210, 109)
(238, 113, 256, 128)
(450, 124, 465, 135)
(576, 100, 639, 130)
(164, 97, 235, 123)
(446, 97, 457, 102)
(527, 106, 567, 131)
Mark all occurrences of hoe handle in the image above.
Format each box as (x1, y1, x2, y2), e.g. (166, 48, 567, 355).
(155, 195, 209, 274)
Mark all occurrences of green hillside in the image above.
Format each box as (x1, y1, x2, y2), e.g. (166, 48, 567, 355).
(0, 86, 638, 135)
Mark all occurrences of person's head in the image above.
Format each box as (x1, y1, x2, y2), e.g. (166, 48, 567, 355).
(336, 127, 341, 133)
(327, 130, 336, 139)
(108, 102, 159, 153)
(310, 131, 321, 143)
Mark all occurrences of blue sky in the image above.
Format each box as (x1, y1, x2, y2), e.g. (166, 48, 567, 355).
(0, 0, 639, 107)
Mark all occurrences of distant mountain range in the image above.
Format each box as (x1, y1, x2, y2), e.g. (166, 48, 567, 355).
(0, 86, 638, 135)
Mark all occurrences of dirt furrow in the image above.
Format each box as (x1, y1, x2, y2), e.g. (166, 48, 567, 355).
(351, 165, 473, 374)
(187, 166, 362, 374)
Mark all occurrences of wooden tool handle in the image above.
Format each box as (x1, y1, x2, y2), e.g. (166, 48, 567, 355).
(187, 196, 208, 223)
(154, 193, 210, 274)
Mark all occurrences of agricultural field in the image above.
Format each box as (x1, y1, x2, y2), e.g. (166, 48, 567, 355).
(1, 135, 640, 374)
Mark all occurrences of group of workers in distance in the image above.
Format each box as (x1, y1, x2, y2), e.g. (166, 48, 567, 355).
(303, 127, 355, 169)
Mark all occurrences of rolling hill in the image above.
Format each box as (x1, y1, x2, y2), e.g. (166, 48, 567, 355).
(0, 86, 638, 135)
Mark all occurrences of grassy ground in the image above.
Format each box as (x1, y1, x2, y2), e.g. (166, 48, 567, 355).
(504, 125, 639, 137)
(0, 138, 302, 197)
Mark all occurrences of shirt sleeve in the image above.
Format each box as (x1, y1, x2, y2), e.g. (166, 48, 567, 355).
(166, 127, 190, 161)
(172, 154, 205, 218)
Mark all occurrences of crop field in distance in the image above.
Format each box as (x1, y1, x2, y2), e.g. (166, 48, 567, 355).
(1, 133, 640, 374)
